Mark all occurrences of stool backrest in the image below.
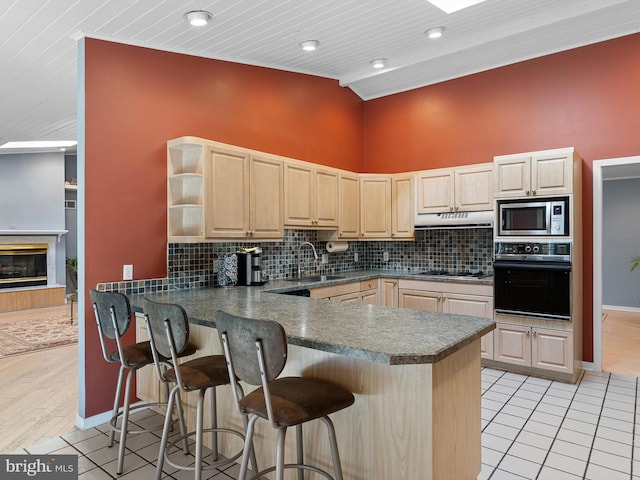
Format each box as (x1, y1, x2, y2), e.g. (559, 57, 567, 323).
(215, 310, 287, 386)
(143, 298, 190, 358)
(90, 290, 131, 339)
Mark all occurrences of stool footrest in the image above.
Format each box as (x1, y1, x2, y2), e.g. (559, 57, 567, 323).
(250, 463, 336, 480)
(164, 427, 245, 472)
(109, 402, 175, 436)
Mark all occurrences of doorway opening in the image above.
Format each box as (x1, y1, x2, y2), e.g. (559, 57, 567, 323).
(593, 155, 640, 376)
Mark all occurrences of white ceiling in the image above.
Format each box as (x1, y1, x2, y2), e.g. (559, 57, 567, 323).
(1, 0, 639, 146)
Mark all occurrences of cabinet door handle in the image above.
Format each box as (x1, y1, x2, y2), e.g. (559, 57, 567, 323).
(532, 330, 537, 336)
(450, 205, 454, 211)
(532, 190, 536, 196)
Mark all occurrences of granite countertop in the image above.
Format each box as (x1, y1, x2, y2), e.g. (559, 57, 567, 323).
(129, 270, 495, 367)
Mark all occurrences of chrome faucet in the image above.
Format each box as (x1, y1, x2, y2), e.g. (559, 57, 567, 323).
(297, 242, 318, 278)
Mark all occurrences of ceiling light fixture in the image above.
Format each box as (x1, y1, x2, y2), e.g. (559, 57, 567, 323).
(0, 141, 77, 149)
(184, 10, 212, 27)
(426, 0, 487, 14)
(426, 26, 446, 39)
(299, 40, 320, 52)
(370, 58, 388, 69)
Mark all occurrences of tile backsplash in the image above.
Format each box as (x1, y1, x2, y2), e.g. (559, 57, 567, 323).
(99, 228, 492, 294)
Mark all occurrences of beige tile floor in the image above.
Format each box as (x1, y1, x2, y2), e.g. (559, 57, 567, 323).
(9, 366, 638, 480)
(4, 307, 640, 479)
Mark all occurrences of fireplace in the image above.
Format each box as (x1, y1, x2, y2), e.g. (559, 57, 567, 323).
(0, 244, 48, 289)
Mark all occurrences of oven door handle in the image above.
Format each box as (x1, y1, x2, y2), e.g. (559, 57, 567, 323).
(493, 261, 571, 272)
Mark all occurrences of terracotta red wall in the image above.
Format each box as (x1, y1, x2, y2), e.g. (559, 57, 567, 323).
(83, 39, 364, 417)
(364, 33, 640, 363)
(84, 33, 640, 417)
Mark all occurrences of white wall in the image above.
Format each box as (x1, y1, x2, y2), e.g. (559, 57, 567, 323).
(0, 152, 66, 284)
(0, 152, 65, 230)
(602, 177, 640, 308)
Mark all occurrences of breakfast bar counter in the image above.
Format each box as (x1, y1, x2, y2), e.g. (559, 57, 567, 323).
(129, 275, 494, 480)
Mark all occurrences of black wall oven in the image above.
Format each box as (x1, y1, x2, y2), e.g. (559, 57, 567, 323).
(493, 242, 571, 321)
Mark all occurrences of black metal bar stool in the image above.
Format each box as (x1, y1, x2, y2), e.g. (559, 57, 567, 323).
(90, 290, 194, 475)
(143, 298, 252, 480)
(215, 310, 355, 480)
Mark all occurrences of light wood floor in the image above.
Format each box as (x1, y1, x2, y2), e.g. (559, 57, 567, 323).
(0, 304, 78, 453)
(602, 308, 640, 377)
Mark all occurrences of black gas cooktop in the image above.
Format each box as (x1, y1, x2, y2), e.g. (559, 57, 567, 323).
(417, 270, 489, 278)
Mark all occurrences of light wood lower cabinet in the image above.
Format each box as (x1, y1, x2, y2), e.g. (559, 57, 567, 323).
(311, 279, 379, 305)
(398, 279, 494, 359)
(494, 322, 573, 374)
(380, 278, 399, 307)
(398, 280, 493, 317)
(360, 279, 379, 305)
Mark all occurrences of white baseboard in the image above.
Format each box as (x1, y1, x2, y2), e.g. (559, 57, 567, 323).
(75, 411, 111, 430)
(602, 305, 640, 314)
(581, 361, 597, 372)
(74, 401, 146, 430)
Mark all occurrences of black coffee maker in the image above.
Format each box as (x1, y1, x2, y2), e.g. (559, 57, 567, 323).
(237, 247, 265, 286)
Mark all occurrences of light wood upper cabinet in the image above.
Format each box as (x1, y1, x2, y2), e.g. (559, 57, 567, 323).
(249, 154, 285, 238)
(337, 172, 360, 239)
(205, 146, 249, 238)
(391, 174, 414, 239)
(315, 168, 339, 227)
(416, 163, 493, 214)
(360, 174, 413, 239)
(494, 148, 577, 198)
(454, 164, 494, 211)
(416, 169, 452, 214)
(284, 162, 339, 228)
(205, 147, 283, 239)
(360, 175, 392, 238)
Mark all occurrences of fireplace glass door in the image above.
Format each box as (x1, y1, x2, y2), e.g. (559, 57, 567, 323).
(0, 244, 48, 288)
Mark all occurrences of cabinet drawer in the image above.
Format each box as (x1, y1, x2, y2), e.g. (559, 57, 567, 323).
(398, 279, 492, 296)
(311, 282, 360, 299)
(360, 279, 378, 291)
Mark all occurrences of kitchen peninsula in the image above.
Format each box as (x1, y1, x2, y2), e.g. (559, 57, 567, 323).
(128, 273, 495, 480)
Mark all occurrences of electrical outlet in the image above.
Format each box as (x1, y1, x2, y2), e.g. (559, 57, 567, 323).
(383, 251, 389, 262)
(123, 264, 133, 280)
(353, 252, 359, 262)
(321, 253, 329, 264)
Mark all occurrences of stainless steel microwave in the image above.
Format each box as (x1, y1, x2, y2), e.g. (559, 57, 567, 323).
(497, 197, 569, 236)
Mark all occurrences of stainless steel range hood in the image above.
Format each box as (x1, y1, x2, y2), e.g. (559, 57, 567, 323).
(414, 210, 494, 230)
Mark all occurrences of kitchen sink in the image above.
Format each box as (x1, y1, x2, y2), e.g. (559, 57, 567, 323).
(285, 275, 345, 283)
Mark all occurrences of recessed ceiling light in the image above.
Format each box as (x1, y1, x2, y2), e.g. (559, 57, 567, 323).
(184, 10, 212, 27)
(426, 26, 446, 39)
(370, 58, 388, 69)
(0, 141, 77, 149)
(300, 40, 320, 52)
(426, 0, 487, 14)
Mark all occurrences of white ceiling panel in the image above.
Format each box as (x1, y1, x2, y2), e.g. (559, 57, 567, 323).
(0, 0, 638, 146)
